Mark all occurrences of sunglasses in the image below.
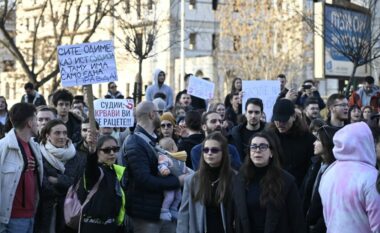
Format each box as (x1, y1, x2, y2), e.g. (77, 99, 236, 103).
(202, 147, 221, 154)
(110, 86, 117, 89)
(250, 143, 270, 151)
(161, 123, 173, 128)
(99, 146, 120, 154)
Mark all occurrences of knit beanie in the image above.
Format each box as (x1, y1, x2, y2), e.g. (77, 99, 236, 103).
(160, 112, 176, 126)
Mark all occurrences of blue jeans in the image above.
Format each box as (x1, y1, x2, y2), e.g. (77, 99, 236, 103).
(0, 218, 34, 233)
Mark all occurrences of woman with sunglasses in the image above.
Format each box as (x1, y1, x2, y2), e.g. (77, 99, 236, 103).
(35, 119, 83, 233)
(305, 123, 338, 233)
(177, 132, 250, 233)
(75, 134, 126, 233)
(239, 131, 305, 233)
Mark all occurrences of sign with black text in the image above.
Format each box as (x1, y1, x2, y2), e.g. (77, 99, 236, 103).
(94, 99, 134, 127)
(58, 40, 118, 87)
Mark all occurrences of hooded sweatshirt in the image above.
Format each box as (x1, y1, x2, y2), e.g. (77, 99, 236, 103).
(319, 122, 380, 233)
(145, 69, 174, 111)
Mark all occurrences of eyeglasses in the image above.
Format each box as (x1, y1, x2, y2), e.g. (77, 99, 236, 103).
(161, 123, 173, 128)
(333, 103, 348, 108)
(99, 146, 120, 154)
(110, 86, 117, 89)
(250, 143, 270, 151)
(202, 147, 221, 154)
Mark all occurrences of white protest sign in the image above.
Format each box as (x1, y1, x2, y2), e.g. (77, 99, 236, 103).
(242, 80, 280, 122)
(94, 99, 134, 127)
(58, 40, 118, 87)
(187, 76, 215, 100)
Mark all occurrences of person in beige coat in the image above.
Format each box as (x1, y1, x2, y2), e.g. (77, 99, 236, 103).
(0, 103, 43, 233)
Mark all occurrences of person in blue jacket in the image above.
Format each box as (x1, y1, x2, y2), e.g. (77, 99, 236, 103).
(191, 111, 241, 170)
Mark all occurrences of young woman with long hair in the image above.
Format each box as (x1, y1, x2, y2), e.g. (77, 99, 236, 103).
(239, 130, 306, 233)
(177, 132, 249, 233)
(224, 77, 242, 109)
(305, 123, 338, 233)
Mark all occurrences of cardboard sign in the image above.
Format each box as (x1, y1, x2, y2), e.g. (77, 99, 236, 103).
(242, 80, 280, 121)
(58, 40, 118, 87)
(187, 76, 215, 100)
(94, 99, 134, 127)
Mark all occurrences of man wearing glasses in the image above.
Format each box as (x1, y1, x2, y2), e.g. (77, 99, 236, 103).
(326, 93, 349, 128)
(105, 82, 124, 99)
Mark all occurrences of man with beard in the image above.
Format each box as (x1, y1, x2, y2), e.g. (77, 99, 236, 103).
(326, 93, 349, 128)
(146, 69, 174, 111)
(268, 99, 315, 187)
(225, 92, 242, 126)
(231, 98, 266, 160)
(190, 111, 242, 170)
(122, 101, 187, 233)
(20, 82, 47, 107)
(303, 97, 320, 126)
(177, 91, 192, 109)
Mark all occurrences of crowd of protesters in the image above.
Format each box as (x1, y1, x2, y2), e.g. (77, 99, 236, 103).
(0, 71, 379, 233)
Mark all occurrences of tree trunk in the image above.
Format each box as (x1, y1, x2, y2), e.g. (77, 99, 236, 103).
(134, 58, 143, 104)
(344, 63, 358, 98)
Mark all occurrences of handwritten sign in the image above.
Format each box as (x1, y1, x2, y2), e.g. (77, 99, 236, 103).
(242, 80, 280, 121)
(187, 75, 215, 100)
(94, 99, 134, 127)
(58, 40, 118, 87)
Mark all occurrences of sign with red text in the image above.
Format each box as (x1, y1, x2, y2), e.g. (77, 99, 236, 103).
(187, 75, 215, 100)
(58, 40, 118, 87)
(94, 99, 134, 127)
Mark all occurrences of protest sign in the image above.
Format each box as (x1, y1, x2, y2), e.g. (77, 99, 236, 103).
(58, 40, 118, 87)
(187, 76, 215, 100)
(94, 99, 134, 127)
(242, 80, 280, 121)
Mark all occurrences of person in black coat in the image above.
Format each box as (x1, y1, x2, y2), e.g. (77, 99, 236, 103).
(237, 130, 306, 233)
(121, 101, 186, 232)
(304, 122, 338, 233)
(35, 119, 83, 233)
(267, 99, 315, 187)
(177, 110, 204, 169)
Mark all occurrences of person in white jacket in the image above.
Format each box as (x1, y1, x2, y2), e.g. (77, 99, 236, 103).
(0, 103, 43, 233)
(319, 122, 380, 233)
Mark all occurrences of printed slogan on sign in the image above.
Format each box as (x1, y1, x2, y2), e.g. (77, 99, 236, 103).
(94, 99, 134, 127)
(58, 40, 118, 87)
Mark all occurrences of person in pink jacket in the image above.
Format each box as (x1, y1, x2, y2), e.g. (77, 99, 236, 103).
(319, 122, 380, 233)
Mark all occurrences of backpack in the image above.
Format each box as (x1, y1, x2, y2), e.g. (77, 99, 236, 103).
(64, 167, 104, 230)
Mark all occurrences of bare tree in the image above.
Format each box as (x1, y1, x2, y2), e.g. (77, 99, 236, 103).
(302, 0, 380, 96)
(112, 0, 181, 103)
(0, 0, 121, 91)
(215, 1, 312, 87)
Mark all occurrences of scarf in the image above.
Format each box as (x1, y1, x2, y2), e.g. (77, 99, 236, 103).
(40, 140, 76, 173)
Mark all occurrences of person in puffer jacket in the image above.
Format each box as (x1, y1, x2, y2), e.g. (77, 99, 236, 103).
(319, 122, 380, 233)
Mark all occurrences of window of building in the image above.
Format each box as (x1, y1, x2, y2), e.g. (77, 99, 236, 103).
(137, 0, 141, 18)
(41, 15, 44, 27)
(125, 0, 130, 13)
(26, 18, 29, 30)
(189, 33, 196, 50)
(212, 0, 218, 10)
(212, 33, 219, 51)
(148, 0, 153, 10)
(233, 35, 241, 51)
(5, 83, 10, 99)
(33, 16, 37, 29)
(233, 0, 239, 12)
(87, 5, 91, 28)
(189, 0, 196, 10)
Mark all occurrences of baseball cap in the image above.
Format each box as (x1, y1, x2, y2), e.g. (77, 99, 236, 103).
(272, 99, 295, 122)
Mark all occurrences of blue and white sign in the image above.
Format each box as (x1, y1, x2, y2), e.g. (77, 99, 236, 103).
(324, 5, 371, 77)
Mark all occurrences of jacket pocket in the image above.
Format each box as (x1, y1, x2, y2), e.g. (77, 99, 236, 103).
(1, 163, 18, 173)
